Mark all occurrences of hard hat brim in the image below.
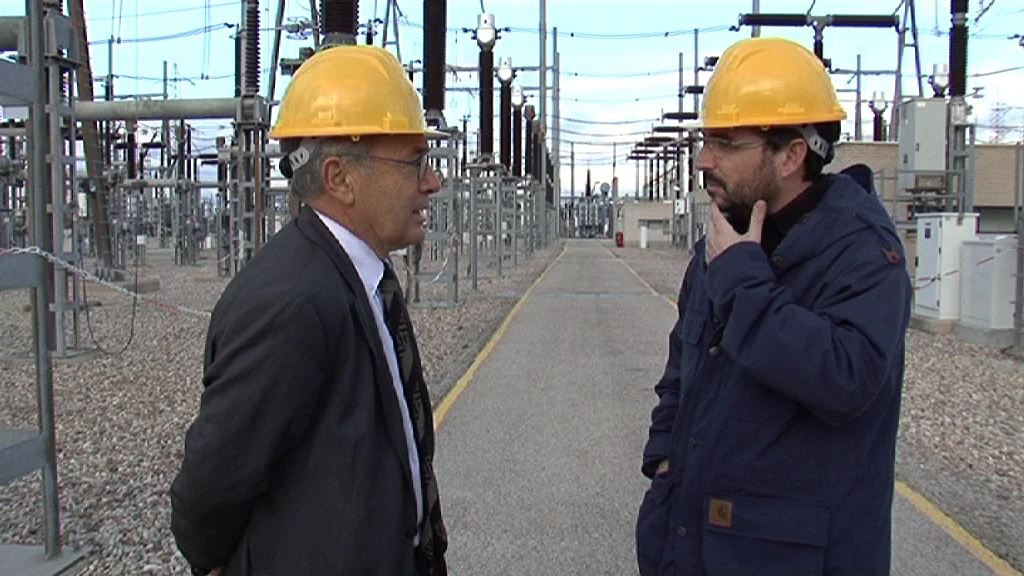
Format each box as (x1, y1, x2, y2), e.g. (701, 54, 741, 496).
(698, 111, 847, 131)
(270, 126, 450, 140)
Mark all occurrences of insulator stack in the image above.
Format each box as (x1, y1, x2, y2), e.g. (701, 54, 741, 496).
(478, 50, 494, 157)
(423, 0, 447, 113)
(322, 0, 358, 35)
(949, 0, 968, 98)
(245, 0, 261, 95)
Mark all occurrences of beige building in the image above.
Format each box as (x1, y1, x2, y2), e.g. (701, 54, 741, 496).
(620, 200, 675, 248)
(832, 141, 1021, 232)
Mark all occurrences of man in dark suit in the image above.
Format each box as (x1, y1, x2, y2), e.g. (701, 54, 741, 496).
(169, 45, 449, 576)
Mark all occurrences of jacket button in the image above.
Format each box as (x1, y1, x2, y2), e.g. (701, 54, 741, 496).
(799, 214, 811, 224)
(690, 437, 698, 448)
(771, 256, 783, 268)
(677, 526, 687, 537)
(708, 345, 720, 357)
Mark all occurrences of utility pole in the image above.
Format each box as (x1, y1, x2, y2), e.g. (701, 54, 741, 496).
(693, 34, 700, 115)
(538, 0, 548, 246)
(553, 29, 561, 239)
(678, 52, 685, 121)
(570, 141, 575, 237)
(752, 0, 761, 37)
(855, 54, 863, 141)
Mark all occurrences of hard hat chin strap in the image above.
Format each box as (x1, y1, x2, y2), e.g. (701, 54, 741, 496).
(798, 124, 833, 163)
(287, 138, 317, 173)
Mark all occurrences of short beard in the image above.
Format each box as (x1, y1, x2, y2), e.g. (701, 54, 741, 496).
(707, 154, 779, 234)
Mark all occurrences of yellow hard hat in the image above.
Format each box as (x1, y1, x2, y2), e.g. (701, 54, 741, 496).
(270, 45, 444, 139)
(700, 37, 847, 130)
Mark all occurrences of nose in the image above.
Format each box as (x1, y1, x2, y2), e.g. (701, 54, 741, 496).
(695, 144, 714, 172)
(421, 166, 442, 195)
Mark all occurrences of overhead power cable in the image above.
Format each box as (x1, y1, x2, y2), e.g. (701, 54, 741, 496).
(88, 1, 238, 21)
(88, 22, 235, 45)
(556, 115, 660, 125)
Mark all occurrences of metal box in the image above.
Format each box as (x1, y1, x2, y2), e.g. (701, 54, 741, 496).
(960, 234, 1018, 331)
(914, 212, 979, 321)
(898, 98, 948, 192)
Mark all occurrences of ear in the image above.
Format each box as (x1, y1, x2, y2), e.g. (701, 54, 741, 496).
(322, 156, 357, 206)
(778, 139, 808, 180)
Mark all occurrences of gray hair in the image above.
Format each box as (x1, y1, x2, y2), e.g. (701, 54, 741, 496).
(285, 137, 370, 202)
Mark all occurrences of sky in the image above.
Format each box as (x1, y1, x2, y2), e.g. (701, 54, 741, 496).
(1, 0, 1023, 197)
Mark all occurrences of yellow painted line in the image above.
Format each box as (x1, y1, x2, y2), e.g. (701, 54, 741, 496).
(602, 243, 678, 308)
(607, 245, 1021, 575)
(896, 480, 1023, 576)
(433, 243, 568, 429)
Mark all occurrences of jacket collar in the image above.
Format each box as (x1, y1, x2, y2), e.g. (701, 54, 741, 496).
(293, 205, 416, 492)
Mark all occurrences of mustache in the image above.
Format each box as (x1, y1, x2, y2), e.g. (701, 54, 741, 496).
(702, 172, 727, 190)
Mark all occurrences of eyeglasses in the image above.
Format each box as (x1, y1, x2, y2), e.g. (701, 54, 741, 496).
(363, 153, 434, 181)
(695, 135, 766, 157)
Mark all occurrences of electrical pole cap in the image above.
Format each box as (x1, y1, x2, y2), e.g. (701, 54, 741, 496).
(498, 56, 514, 84)
(928, 63, 950, 97)
(524, 104, 536, 120)
(511, 85, 524, 108)
(476, 13, 497, 50)
(869, 91, 887, 112)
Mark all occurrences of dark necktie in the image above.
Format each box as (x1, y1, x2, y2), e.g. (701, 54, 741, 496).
(379, 263, 448, 576)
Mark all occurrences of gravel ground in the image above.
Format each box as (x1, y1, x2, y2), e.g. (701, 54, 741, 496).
(0, 238, 563, 575)
(609, 240, 1024, 572)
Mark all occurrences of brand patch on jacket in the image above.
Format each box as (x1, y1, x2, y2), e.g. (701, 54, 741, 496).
(883, 247, 902, 265)
(709, 498, 733, 528)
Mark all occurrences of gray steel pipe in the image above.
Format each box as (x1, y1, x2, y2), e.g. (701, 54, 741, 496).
(76, 98, 241, 121)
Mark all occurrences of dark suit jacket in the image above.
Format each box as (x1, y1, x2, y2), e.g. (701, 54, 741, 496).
(170, 206, 444, 576)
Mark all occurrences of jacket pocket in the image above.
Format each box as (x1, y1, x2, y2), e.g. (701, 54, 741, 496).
(636, 474, 674, 576)
(701, 494, 829, 576)
(676, 306, 707, 400)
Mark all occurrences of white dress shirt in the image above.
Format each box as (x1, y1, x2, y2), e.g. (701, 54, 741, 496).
(314, 210, 424, 543)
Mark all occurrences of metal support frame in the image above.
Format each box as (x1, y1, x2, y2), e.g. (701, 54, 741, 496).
(947, 97, 976, 216)
(45, 11, 83, 357)
(1014, 142, 1024, 353)
(0, 126, 29, 251)
(407, 131, 461, 309)
(466, 161, 504, 290)
(0, 2, 86, 573)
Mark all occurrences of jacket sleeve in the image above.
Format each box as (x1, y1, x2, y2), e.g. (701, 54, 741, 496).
(169, 293, 328, 572)
(705, 237, 911, 427)
(641, 259, 695, 478)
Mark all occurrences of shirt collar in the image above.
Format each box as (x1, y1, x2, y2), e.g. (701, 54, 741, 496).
(314, 209, 386, 300)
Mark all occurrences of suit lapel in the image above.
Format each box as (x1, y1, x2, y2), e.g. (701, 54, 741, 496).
(294, 207, 415, 491)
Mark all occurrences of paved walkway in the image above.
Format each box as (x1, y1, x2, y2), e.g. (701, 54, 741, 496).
(433, 239, 1011, 575)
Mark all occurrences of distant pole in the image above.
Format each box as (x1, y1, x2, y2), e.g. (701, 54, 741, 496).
(678, 52, 685, 119)
(553, 29, 561, 238)
(570, 142, 575, 237)
(855, 54, 863, 141)
(539, 0, 548, 245)
(693, 30, 700, 114)
(752, 0, 761, 37)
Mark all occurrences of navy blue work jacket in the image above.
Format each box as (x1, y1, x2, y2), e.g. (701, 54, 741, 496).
(637, 172, 913, 576)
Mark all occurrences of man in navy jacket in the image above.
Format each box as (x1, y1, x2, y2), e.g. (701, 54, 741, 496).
(636, 37, 913, 575)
